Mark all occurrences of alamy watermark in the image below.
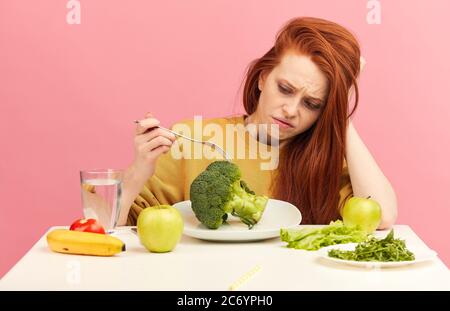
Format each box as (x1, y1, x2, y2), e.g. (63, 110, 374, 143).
(170, 116, 280, 171)
(66, 0, 81, 25)
(66, 260, 81, 284)
(65, 2, 381, 26)
(367, 0, 381, 24)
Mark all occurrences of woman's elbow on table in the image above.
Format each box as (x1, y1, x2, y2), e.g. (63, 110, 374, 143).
(377, 196, 398, 230)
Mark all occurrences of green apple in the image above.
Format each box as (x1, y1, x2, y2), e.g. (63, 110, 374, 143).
(137, 205, 184, 253)
(342, 196, 382, 233)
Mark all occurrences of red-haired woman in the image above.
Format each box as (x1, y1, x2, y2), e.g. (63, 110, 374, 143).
(118, 17, 397, 229)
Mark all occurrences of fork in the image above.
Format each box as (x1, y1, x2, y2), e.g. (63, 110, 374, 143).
(133, 120, 231, 161)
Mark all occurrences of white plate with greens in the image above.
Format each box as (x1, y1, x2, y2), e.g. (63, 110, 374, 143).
(173, 199, 302, 241)
(318, 242, 438, 268)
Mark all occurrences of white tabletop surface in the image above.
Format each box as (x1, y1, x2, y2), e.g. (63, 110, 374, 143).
(1, 225, 449, 291)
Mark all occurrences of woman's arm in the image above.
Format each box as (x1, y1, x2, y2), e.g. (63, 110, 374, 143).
(117, 163, 151, 226)
(345, 121, 398, 229)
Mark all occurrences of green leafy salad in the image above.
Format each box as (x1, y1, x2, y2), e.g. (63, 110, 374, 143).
(328, 229, 415, 262)
(280, 220, 368, 251)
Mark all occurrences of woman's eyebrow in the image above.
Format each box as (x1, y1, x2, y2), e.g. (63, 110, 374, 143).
(279, 78, 298, 90)
(279, 78, 324, 103)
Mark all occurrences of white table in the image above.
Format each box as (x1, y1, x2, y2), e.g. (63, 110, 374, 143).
(1, 225, 449, 290)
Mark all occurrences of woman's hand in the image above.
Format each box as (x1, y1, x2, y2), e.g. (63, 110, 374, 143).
(132, 112, 176, 180)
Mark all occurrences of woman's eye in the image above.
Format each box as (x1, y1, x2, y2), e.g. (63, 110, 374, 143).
(278, 84, 292, 95)
(278, 85, 291, 95)
(305, 101, 321, 110)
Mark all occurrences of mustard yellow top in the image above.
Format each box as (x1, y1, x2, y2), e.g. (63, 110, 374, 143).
(126, 115, 353, 225)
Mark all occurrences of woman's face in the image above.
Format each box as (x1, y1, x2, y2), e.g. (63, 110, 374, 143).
(248, 51, 329, 144)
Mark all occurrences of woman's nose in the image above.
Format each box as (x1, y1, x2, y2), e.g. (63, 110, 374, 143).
(281, 100, 298, 118)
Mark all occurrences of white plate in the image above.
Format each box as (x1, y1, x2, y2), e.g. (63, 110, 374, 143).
(318, 243, 438, 268)
(172, 199, 302, 241)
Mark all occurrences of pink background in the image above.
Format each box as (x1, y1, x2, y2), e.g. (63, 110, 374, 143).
(1, 0, 449, 277)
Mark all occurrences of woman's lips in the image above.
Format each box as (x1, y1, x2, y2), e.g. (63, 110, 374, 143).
(272, 117, 294, 129)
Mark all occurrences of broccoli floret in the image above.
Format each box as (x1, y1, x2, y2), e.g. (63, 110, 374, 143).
(190, 161, 268, 229)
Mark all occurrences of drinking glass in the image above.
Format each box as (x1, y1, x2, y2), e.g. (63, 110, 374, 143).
(80, 169, 123, 233)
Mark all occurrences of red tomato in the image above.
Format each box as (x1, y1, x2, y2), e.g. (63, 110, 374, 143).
(69, 218, 106, 234)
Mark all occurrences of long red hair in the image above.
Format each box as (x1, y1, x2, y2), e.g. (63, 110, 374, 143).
(243, 17, 361, 224)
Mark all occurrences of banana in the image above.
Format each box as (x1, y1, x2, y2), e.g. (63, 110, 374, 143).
(46, 229, 126, 256)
